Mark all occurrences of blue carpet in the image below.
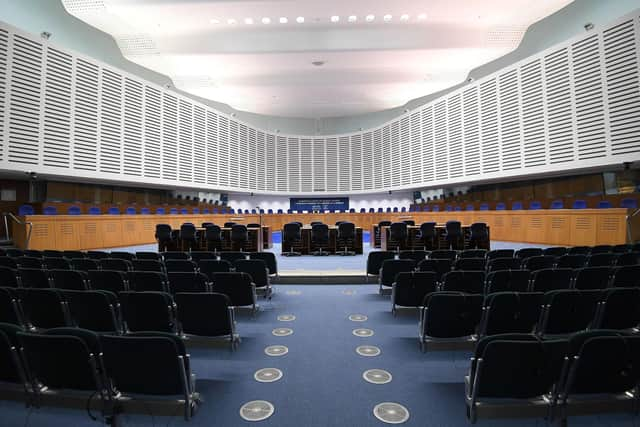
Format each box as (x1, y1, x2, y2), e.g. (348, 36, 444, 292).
(1, 285, 636, 426)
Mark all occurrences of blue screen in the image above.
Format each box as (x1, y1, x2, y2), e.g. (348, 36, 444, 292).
(290, 198, 349, 212)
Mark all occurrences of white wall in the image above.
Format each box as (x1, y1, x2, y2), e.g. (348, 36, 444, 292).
(229, 192, 414, 213)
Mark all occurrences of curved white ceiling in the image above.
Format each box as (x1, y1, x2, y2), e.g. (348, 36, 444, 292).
(62, 0, 572, 118)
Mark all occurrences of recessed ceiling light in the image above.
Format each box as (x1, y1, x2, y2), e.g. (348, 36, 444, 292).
(279, 17, 288, 24)
(418, 13, 427, 20)
(330, 15, 340, 23)
(296, 16, 304, 23)
(400, 14, 409, 21)
(311, 60, 325, 66)
(383, 14, 392, 22)
(365, 14, 375, 22)
(348, 15, 357, 23)
(227, 18, 237, 25)
(210, 18, 220, 24)
(261, 17, 271, 24)
(244, 17, 253, 25)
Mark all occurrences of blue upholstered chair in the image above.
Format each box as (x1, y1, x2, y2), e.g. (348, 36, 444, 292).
(193, 208, 200, 214)
(237, 209, 243, 214)
(432, 205, 440, 212)
(529, 201, 542, 210)
(179, 208, 188, 214)
(43, 206, 58, 215)
(88, 206, 101, 215)
(18, 204, 34, 216)
(221, 208, 228, 214)
(268, 209, 274, 214)
(360, 208, 367, 213)
(445, 205, 452, 212)
(125, 207, 136, 215)
(511, 202, 523, 210)
(212, 208, 219, 214)
(454, 206, 462, 211)
(386, 207, 392, 213)
(597, 201, 612, 209)
(67, 206, 81, 215)
(550, 200, 564, 209)
(400, 207, 406, 212)
(229, 209, 235, 214)
(408, 206, 415, 212)
(259, 209, 265, 214)
(107, 207, 120, 215)
(287, 209, 292, 214)
(252, 209, 257, 214)
(277, 209, 283, 214)
(393, 207, 399, 212)
(378, 208, 384, 213)
(369, 208, 375, 213)
(495, 203, 506, 211)
(169, 208, 178, 215)
(156, 208, 166, 214)
(479, 203, 489, 211)
(572, 200, 587, 209)
(422, 206, 430, 212)
(466, 205, 475, 211)
(203, 209, 210, 214)
(621, 198, 638, 209)
(140, 208, 151, 214)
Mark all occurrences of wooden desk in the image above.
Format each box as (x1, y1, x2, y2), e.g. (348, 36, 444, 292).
(12, 209, 639, 250)
(281, 226, 363, 255)
(377, 225, 491, 250)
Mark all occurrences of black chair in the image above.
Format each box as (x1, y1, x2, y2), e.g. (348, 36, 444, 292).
(484, 270, 531, 294)
(64, 290, 122, 333)
(16, 257, 43, 269)
(444, 221, 463, 250)
(135, 252, 161, 260)
(612, 244, 632, 253)
(0, 257, 18, 269)
(388, 222, 408, 253)
(542, 247, 568, 257)
(131, 259, 165, 272)
(100, 334, 197, 420)
(128, 271, 169, 292)
(611, 265, 640, 287)
(529, 268, 573, 292)
(0, 288, 25, 326)
(440, 270, 486, 294)
(391, 271, 437, 315)
(18, 268, 50, 289)
(336, 222, 357, 256)
(568, 246, 591, 255)
(514, 248, 544, 259)
(110, 251, 135, 261)
(235, 259, 272, 299)
(310, 223, 331, 256)
(460, 249, 487, 259)
(119, 291, 177, 333)
(282, 223, 302, 256)
(198, 259, 232, 281)
(537, 289, 601, 336)
(0, 266, 19, 288)
(5, 249, 23, 258)
(50, 269, 89, 290)
(155, 224, 174, 252)
(18, 288, 70, 329)
(175, 292, 238, 349)
(378, 259, 416, 294)
(521, 255, 556, 271)
(210, 272, 257, 315)
(189, 251, 217, 264)
(366, 251, 396, 282)
(249, 252, 278, 276)
(230, 224, 249, 251)
(556, 254, 587, 269)
(88, 270, 129, 294)
(86, 251, 109, 260)
(70, 258, 99, 272)
(43, 250, 64, 258)
(572, 267, 610, 290)
(478, 292, 544, 336)
(586, 253, 618, 267)
(43, 257, 71, 270)
(429, 250, 457, 260)
(223, 222, 236, 228)
(0, 323, 28, 391)
(63, 250, 86, 259)
(486, 257, 522, 272)
(164, 259, 198, 273)
(162, 251, 190, 261)
(486, 249, 515, 260)
(219, 251, 247, 264)
(594, 287, 640, 330)
(403, 220, 415, 226)
(454, 258, 486, 271)
(417, 259, 453, 282)
(99, 258, 132, 272)
(167, 272, 209, 293)
(616, 251, 640, 266)
(179, 223, 198, 251)
(23, 250, 42, 258)
(468, 223, 489, 249)
(419, 292, 483, 352)
(18, 329, 104, 400)
(398, 250, 428, 263)
(589, 245, 612, 254)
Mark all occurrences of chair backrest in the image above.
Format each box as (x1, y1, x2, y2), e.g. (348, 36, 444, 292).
(572, 199, 587, 209)
(555, 254, 587, 269)
(18, 204, 34, 216)
(550, 200, 564, 209)
(511, 202, 523, 210)
(587, 253, 618, 267)
(156, 208, 166, 214)
(393, 271, 437, 307)
(479, 203, 489, 211)
(64, 290, 121, 333)
(50, 269, 88, 290)
(283, 223, 302, 242)
(521, 255, 555, 271)
(445, 221, 462, 236)
(597, 287, 640, 329)
(573, 266, 611, 290)
(311, 223, 329, 243)
(155, 224, 172, 240)
(469, 223, 488, 240)
(44, 257, 71, 272)
(175, 292, 233, 337)
(125, 207, 136, 215)
(530, 268, 573, 292)
(388, 222, 407, 241)
(337, 222, 356, 240)
(67, 206, 81, 215)
(486, 249, 515, 260)
(70, 258, 99, 272)
(495, 203, 506, 210)
(379, 259, 416, 286)
(99, 258, 132, 272)
(486, 257, 522, 272)
(164, 259, 197, 273)
(43, 206, 58, 215)
(418, 222, 436, 238)
(597, 200, 612, 209)
(87, 270, 128, 294)
(249, 252, 278, 275)
(514, 248, 543, 259)
(167, 272, 208, 293)
(179, 223, 197, 240)
(366, 251, 397, 276)
(231, 224, 248, 242)
(485, 270, 531, 293)
(119, 291, 175, 332)
(234, 259, 269, 287)
(417, 259, 453, 281)
(454, 257, 486, 271)
(621, 198, 638, 209)
(422, 292, 483, 338)
(539, 290, 601, 335)
(18, 268, 49, 288)
(210, 272, 256, 307)
(441, 270, 485, 294)
(529, 201, 542, 210)
(480, 292, 544, 336)
(198, 259, 232, 280)
(542, 247, 567, 257)
(398, 250, 428, 263)
(611, 265, 640, 287)
(128, 271, 168, 292)
(107, 207, 120, 215)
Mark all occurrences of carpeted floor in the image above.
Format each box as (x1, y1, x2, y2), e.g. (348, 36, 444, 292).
(1, 284, 637, 426)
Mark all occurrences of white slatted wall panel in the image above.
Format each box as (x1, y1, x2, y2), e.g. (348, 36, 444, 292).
(1, 12, 640, 194)
(604, 19, 640, 155)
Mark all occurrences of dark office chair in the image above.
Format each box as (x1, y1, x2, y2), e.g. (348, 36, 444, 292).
(311, 223, 330, 256)
(155, 224, 174, 252)
(403, 220, 415, 226)
(204, 225, 223, 253)
(336, 222, 356, 256)
(444, 221, 463, 250)
(179, 223, 198, 251)
(230, 224, 248, 251)
(416, 222, 436, 250)
(468, 223, 489, 249)
(282, 223, 302, 256)
(224, 222, 236, 228)
(388, 222, 408, 253)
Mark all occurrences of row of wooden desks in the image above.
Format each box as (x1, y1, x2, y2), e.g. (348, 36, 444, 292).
(375, 225, 490, 250)
(281, 226, 364, 255)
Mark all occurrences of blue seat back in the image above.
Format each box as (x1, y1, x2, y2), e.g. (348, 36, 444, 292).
(67, 206, 81, 215)
(511, 202, 523, 210)
(495, 203, 506, 210)
(597, 201, 612, 209)
(107, 207, 120, 215)
(550, 200, 564, 209)
(43, 206, 58, 215)
(572, 200, 587, 209)
(125, 207, 136, 215)
(621, 198, 638, 209)
(18, 204, 34, 215)
(88, 207, 101, 215)
(479, 203, 489, 211)
(140, 208, 150, 214)
(156, 208, 166, 214)
(529, 201, 542, 210)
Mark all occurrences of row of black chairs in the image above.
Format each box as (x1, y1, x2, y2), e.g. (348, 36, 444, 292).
(414, 287, 640, 351)
(383, 221, 489, 251)
(1, 283, 249, 338)
(283, 221, 359, 256)
(465, 330, 640, 424)
(0, 324, 199, 420)
(156, 223, 258, 251)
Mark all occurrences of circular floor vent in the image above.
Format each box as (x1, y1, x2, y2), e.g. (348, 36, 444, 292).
(254, 368, 283, 383)
(349, 314, 368, 322)
(356, 345, 381, 357)
(285, 290, 302, 295)
(239, 400, 275, 421)
(363, 369, 392, 384)
(352, 328, 374, 337)
(277, 314, 296, 322)
(373, 402, 410, 424)
(342, 289, 356, 295)
(272, 328, 293, 337)
(264, 345, 289, 356)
